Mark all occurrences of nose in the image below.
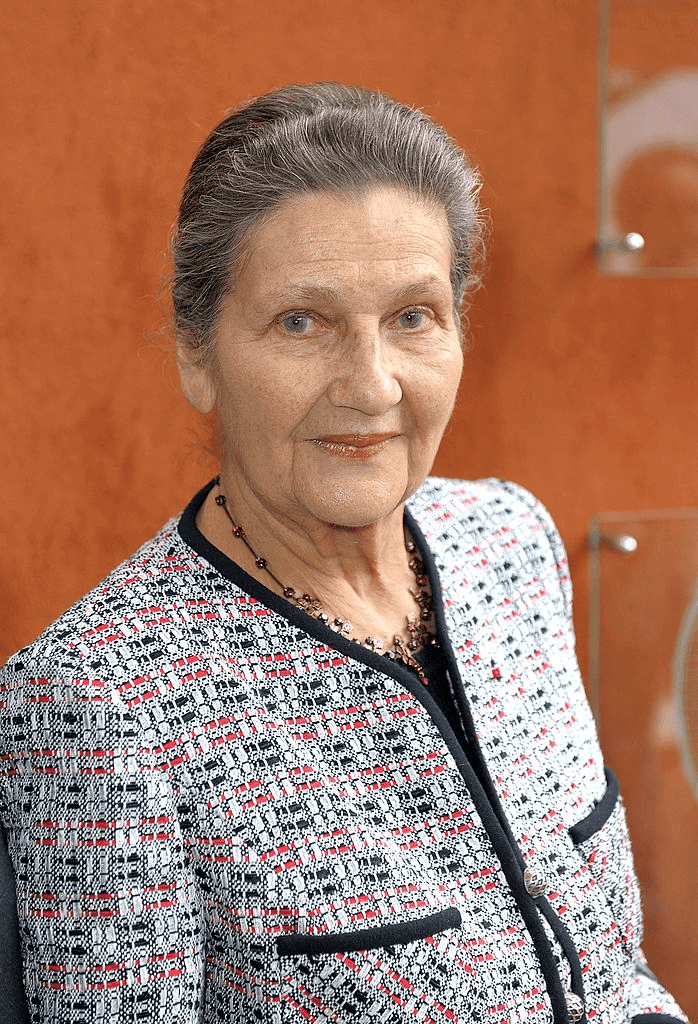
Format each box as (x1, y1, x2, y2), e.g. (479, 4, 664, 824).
(326, 323, 402, 415)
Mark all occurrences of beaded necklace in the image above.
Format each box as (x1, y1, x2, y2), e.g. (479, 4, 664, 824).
(213, 478, 437, 684)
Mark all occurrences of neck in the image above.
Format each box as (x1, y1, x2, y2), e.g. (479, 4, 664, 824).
(208, 471, 412, 603)
(196, 472, 437, 680)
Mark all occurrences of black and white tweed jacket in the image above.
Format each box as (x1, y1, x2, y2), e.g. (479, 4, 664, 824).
(0, 477, 689, 1024)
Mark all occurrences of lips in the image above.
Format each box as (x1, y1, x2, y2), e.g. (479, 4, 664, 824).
(310, 433, 397, 459)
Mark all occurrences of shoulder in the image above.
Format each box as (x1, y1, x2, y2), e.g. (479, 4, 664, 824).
(0, 509, 208, 712)
(409, 475, 551, 524)
(409, 476, 572, 617)
(0, 513, 208, 799)
(4, 515, 179, 660)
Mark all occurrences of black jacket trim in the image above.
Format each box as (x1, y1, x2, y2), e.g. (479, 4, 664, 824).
(276, 906, 462, 957)
(569, 766, 619, 845)
(179, 483, 581, 1024)
(177, 482, 470, 719)
(536, 896, 587, 1024)
(403, 514, 587, 1024)
(413, 510, 589, 1024)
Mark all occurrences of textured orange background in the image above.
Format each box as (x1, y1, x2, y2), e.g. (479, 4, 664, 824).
(1, 0, 697, 1012)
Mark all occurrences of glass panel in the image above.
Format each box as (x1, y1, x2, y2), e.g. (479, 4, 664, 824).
(588, 510, 698, 1015)
(598, 0, 698, 274)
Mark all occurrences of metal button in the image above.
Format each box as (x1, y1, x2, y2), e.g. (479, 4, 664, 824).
(523, 865, 548, 898)
(565, 991, 585, 1023)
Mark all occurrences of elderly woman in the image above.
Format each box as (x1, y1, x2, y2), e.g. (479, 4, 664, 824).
(0, 84, 689, 1024)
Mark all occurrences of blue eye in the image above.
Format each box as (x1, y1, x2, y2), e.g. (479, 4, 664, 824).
(398, 310, 426, 329)
(282, 314, 312, 334)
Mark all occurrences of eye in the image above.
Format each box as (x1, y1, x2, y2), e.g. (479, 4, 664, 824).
(397, 309, 428, 330)
(280, 313, 313, 335)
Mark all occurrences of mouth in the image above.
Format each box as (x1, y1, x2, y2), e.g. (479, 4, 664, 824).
(310, 433, 397, 459)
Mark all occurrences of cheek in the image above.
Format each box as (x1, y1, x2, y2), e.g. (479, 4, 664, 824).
(216, 362, 321, 444)
(417, 350, 463, 426)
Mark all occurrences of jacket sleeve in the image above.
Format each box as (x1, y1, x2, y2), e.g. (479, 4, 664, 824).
(497, 480, 691, 1024)
(0, 640, 206, 1024)
(496, 479, 575, 624)
(625, 955, 690, 1023)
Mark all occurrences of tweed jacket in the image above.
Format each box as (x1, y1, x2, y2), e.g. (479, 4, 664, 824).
(0, 477, 689, 1024)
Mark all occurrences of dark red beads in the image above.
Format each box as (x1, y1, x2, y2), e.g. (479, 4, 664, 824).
(212, 490, 438, 678)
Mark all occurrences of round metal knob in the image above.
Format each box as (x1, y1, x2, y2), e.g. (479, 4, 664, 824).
(595, 232, 645, 253)
(599, 532, 638, 553)
(523, 866, 548, 898)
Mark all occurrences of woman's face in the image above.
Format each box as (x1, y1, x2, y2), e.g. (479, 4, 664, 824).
(179, 187, 464, 531)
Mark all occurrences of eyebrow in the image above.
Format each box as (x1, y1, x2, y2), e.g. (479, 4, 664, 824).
(389, 276, 453, 303)
(258, 276, 452, 313)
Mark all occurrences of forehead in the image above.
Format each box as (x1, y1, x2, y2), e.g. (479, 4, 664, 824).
(233, 187, 454, 308)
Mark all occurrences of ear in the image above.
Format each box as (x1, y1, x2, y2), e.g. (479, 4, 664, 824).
(175, 340, 217, 414)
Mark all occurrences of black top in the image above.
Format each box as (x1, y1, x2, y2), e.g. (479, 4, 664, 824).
(0, 824, 30, 1024)
(413, 641, 469, 749)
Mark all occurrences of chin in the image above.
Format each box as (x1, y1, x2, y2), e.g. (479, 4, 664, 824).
(301, 476, 412, 530)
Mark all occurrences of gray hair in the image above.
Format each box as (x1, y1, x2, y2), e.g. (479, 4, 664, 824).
(172, 82, 486, 362)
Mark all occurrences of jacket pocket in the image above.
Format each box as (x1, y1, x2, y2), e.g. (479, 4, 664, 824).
(569, 765, 620, 844)
(277, 906, 462, 957)
(569, 766, 642, 955)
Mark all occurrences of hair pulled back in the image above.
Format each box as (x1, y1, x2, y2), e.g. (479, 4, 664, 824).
(172, 82, 485, 362)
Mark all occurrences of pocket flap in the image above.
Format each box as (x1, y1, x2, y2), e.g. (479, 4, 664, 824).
(277, 906, 462, 957)
(569, 765, 619, 844)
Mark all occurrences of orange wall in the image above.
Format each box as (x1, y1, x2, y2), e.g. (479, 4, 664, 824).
(2, 0, 697, 1010)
